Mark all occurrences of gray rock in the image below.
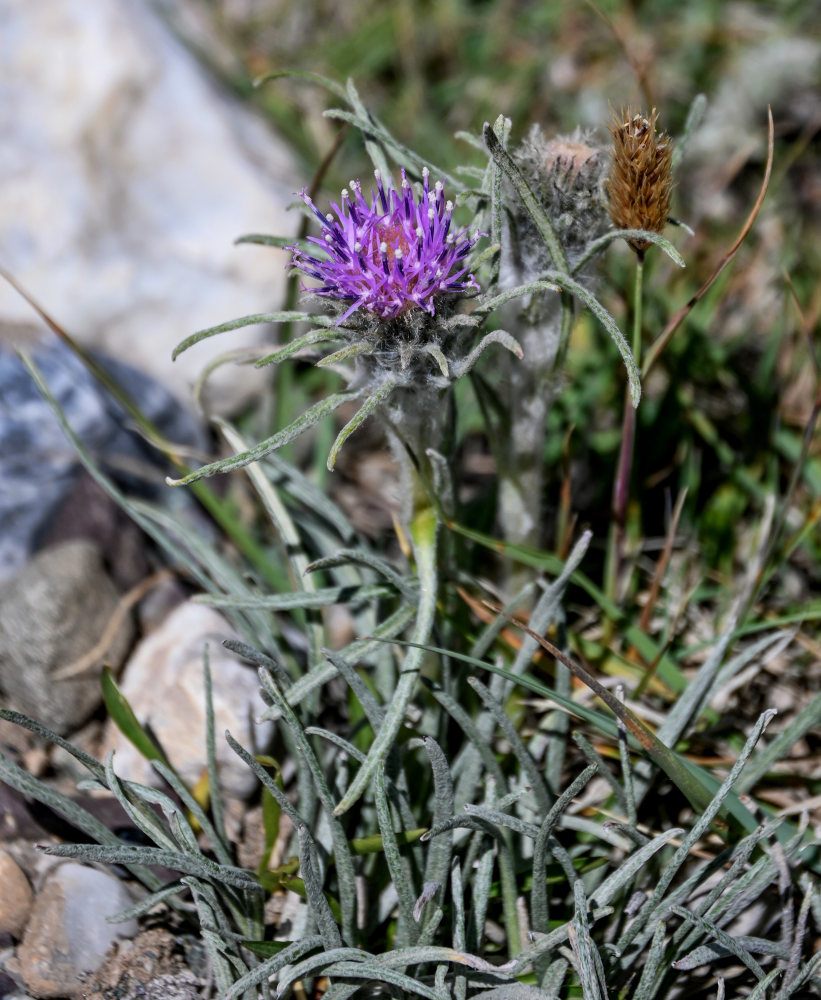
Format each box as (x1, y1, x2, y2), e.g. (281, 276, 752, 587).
(0, 849, 33, 937)
(100, 602, 272, 798)
(0, 540, 134, 734)
(0, 0, 299, 413)
(0, 338, 207, 583)
(17, 863, 137, 999)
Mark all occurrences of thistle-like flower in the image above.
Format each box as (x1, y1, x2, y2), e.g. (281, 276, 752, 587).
(170, 165, 523, 486)
(607, 108, 674, 255)
(289, 168, 483, 323)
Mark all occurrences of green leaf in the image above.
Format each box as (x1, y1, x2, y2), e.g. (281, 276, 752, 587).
(172, 312, 317, 360)
(333, 504, 439, 816)
(101, 667, 170, 770)
(243, 939, 291, 959)
(253, 68, 348, 100)
(234, 233, 294, 248)
(483, 119, 568, 273)
(541, 269, 641, 407)
(327, 378, 397, 470)
(349, 827, 428, 855)
(575, 229, 686, 271)
(254, 327, 344, 368)
(259, 785, 282, 877)
(278, 874, 343, 923)
(167, 391, 359, 486)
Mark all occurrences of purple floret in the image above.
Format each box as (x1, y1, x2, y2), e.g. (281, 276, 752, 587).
(288, 168, 483, 322)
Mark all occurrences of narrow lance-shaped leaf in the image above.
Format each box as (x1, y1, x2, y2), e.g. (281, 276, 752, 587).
(297, 825, 342, 949)
(327, 378, 398, 470)
(172, 312, 324, 360)
(253, 68, 348, 99)
(334, 504, 439, 815)
(540, 270, 641, 406)
(167, 391, 359, 486)
(234, 233, 294, 248)
(101, 667, 171, 771)
(574, 229, 686, 272)
(255, 328, 345, 368)
(483, 118, 568, 273)
(450, 331, 523, 379)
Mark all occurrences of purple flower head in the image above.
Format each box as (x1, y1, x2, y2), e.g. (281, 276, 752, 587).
(288, 168, 484, 323)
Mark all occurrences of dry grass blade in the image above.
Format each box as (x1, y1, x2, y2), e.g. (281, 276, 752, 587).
(638, 488, 687, 636)
(52, 569, 175, 680)
(484, 600, 677, 757)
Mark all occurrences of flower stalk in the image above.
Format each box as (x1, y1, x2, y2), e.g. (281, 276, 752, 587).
(604, 109, 673, 612)
(485, 120, 611, 561)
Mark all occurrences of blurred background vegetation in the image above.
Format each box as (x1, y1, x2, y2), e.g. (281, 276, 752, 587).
(169, 0, 821, 624)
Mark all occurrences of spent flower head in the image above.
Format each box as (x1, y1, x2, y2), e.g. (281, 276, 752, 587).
(288, 168, 483, 323)
(607, 108, 674, 255)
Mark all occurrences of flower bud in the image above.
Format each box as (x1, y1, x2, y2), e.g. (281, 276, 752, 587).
(513, 125, 609, 271)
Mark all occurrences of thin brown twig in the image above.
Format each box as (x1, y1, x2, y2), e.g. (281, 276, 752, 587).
(52, 569, 176, 680)
(482, 599, 658, 755)
(642, 107, 775, 377)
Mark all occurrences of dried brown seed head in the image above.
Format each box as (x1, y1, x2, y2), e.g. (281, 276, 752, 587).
(607, 108, 674, 255)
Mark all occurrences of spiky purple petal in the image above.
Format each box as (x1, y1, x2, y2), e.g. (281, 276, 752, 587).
(288, 169, 483, 321)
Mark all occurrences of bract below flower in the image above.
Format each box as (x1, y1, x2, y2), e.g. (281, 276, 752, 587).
(288, 168, 483, 322)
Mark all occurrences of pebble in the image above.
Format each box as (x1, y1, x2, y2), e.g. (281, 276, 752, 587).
(0, 540, 134, 735)
(0, 851, 33, 937)
(80, 927, 203, 1000)
(99, 602, 273, 799)
(17, 863, 138, 999)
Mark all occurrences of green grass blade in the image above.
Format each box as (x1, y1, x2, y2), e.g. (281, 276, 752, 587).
(101, 667, 171, 769)
(172, 312, 318, 360)
(334, 506, 439, 816)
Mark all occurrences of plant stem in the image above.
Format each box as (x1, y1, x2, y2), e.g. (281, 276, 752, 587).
(604, 252, 644, 619)
(496, 293, 572, 601)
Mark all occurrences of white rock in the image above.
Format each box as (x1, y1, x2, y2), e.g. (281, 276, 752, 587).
(100, 602, 272, 798)
(0, 0, 300, 413)
(18, 863, 137, 999)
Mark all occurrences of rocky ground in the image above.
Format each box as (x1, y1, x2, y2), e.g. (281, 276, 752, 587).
(0, 1, 303, 996)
